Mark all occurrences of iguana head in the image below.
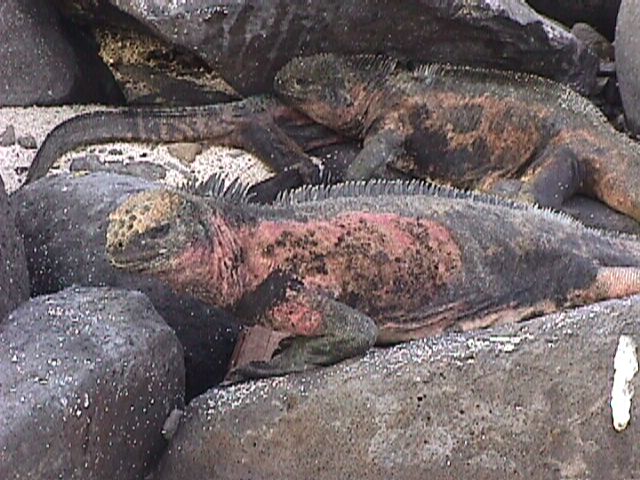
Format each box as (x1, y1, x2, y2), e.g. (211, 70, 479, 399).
(106, 189, 210, 274)
(107, 188, 247, 307)
(274, 53, 397, 136)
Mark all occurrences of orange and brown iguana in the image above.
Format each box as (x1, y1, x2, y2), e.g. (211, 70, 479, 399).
(275, 54, 640, 221)
(106, 179, 640, 381)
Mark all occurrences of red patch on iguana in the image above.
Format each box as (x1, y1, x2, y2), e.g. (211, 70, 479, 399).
(266, 293, 325, 336)
(161, 216, 245, 307)
(238, 212, 463, 323)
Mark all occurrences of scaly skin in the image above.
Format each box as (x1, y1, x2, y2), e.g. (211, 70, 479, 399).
(106, 180, 640, 381)
(275, 54, 640, 221)
(26, 96, 347, 202)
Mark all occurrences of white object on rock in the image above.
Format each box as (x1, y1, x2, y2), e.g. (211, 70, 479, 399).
(611, 335, 638, 432)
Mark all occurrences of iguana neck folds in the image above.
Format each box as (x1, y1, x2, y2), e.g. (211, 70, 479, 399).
(167, 213, 247, 308)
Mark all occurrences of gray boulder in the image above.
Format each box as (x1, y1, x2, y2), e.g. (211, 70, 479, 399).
(10, 173, 239, 399)
(0, 0, 123, 106)
(54, 0, 598, 95)
(0, 286, 184, 479)
(156, 297, 640, 479)
(527, 0, 621, 38)
(616, 0, 640, 135)
(0, 173, 29, 321)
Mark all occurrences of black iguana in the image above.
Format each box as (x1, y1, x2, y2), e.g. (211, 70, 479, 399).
(105, 179, 640, 381)
(25, 96, 349, 202)
(275, 54, 640, 221)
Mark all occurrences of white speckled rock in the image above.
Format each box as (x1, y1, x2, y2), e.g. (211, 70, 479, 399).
(155, 297, 640, 479)
(0, 286, 184, 479)
(0, 0, 123, 106)
(0, 173, 28, 320)
(616, 0, 640, 134)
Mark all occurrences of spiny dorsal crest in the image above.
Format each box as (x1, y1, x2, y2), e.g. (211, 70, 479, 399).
(180, 172, 254, 203)
(389, 62, 442, 95)
(276, 178, 522, 205)
(346, 54, 398, 78)
(410, 63, 441, 84)
(275, 178, 602, 229)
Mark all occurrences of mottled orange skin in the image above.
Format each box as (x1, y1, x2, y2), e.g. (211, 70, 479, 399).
(276, 54, 640, 222)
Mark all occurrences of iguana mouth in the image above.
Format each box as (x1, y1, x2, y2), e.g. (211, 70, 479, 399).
(107, 242, 173, 274)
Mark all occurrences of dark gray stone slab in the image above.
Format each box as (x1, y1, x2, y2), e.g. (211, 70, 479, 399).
(616, 0, 640, 135)
(156, 297, 640, 479)
(0, 0, 123, 106)
(0, 286, 184, 479)
(54, 0, 598, 95)
(0, 174, 29, 321)
(10, 173, 239, 399)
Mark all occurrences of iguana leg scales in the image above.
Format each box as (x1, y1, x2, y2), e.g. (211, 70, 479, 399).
(519, 144, 586, 208)
(228, 294, 378, 382)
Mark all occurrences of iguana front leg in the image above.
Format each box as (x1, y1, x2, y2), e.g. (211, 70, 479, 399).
(344, 128, 406, 180)
(227, 291, 378, 383)
(515, 131, 640, 223)
(231, 117, 324, 201)
(516, 141, 587, 208)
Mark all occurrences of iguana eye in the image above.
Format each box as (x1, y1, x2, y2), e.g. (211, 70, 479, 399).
(144, 223, 171, 240)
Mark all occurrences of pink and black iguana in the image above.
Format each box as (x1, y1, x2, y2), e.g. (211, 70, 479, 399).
(106, 180, 640, 381)
(275, 54, 640, 221)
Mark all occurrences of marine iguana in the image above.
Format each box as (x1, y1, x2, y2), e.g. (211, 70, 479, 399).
(25, 96, 348, 202)
(275, 54, 640, 221)
(106, 179, 640, 381)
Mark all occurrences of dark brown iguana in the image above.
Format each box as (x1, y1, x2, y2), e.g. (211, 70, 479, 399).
(25, 96, 349, 202)
(105, 179, 640, 381)
(275, 54, 640, 221)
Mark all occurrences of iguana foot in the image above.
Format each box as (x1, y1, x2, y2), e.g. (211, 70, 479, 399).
(224, 335, 330, 383)
(226, 295, 378, 384)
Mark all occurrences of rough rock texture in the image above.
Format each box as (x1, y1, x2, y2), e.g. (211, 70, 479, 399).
(53, 0, 598, 95)
(10, 173, 239, 399)
(0, 0, 124, 106)
(527, 0, 621, 38)
(0, 173, 29, 321)
(616, 0, 640, 135)
(0, 286, 184, 479)
(156, 297, 640, 479)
